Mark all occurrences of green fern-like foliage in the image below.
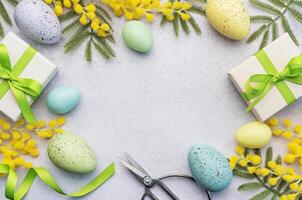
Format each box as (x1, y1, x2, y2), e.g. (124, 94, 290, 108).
(248, 0, 302, 49)
(0, 0, 17, 37)
(160, 0, 204, 36)
(59, 5, 115, 61)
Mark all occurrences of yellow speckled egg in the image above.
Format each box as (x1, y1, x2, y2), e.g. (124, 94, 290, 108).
(206, 0, 250, 40)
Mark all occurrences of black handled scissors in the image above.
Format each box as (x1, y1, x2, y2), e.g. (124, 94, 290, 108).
(120, 153, 212, 200)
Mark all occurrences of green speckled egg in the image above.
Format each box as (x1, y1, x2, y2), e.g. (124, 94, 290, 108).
(188, 144, 232, 192)
(48, 132, 96, 174)
(206, 0, 250, 40)
(122, 20, 152, 53)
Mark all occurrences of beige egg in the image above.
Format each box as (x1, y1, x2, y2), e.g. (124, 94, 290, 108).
(206, 0, 250, 40)
(235, 121, 272, 148)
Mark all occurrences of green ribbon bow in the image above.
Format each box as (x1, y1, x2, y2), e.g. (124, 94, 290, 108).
(0, 44, 43, 123)
(0, 162, 115, 200)
(242, 49, 302, 111)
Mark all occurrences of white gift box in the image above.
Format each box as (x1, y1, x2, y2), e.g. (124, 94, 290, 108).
(0, 32, 58, 122)
(228, 34, 302, 121)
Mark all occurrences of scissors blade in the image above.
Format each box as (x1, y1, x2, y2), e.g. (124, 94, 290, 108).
(123, 152, 150, 176)
(121, 159, 147, 181)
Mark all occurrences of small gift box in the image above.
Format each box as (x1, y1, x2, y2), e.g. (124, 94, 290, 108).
(0, 32, 57, 123)
(228, 33, 302, 121)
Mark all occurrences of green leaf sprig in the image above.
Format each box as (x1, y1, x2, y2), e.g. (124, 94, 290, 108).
(248, 0, 302, 49)
(0, 0, 15, 37)
(58, 4, 116, 61)
(231, 146, 302, 200)
(160, 0, 205, 36)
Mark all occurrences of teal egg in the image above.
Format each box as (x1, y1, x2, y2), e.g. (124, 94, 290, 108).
(122, 21, 152, 53)
(188, 144, 232, 192)
(47, 132, 97, 174)
(47, 85, 80, 114)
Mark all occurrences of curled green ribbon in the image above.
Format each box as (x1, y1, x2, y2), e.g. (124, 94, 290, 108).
(242, 49, 302, 111)
(0, 44, 43, 123)
(0, 162, 115, 200)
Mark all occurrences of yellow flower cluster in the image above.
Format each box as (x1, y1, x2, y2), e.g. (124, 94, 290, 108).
(0, 117, 65, 170)
(101, 0, 192, 22)
(266, 118, 302, 172)
(229, 146, 262, 170)
(283, 139, 302, 167)
(266, 118, 301, 139)
(44, 0, 111, 37)
(271, 161, 302, 200)
(231, 145, 302, 200)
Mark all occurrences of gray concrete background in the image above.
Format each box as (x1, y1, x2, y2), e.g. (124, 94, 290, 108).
(0, 0, 302, 199)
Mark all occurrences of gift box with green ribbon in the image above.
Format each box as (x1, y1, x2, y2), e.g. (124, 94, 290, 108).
(229, 33, 302, 122)
(0, 32, 57, 123)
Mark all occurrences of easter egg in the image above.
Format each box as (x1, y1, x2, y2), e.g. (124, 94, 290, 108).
(206, 0, 250, 40)
(48, 132, 97, 173)
(235, 121, 272, 148)
(188, 144, 232, 192)
(47, 85, 80, 114)
(14, 0, 61, 44)
(122, 21, 152, 53)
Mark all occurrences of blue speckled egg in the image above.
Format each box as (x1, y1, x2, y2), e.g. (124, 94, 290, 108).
(188, 144, 232, 192)
(14, 0, 61, 44)
(47, 85, 80, 114)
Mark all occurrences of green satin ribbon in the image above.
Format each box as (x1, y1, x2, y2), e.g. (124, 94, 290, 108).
(242, 49, 302, 111)
(0, 162, 115, 200)
(0, 44, 43, 123)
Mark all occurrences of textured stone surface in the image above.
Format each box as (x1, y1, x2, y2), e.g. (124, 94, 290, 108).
(0, 0, 301, 199)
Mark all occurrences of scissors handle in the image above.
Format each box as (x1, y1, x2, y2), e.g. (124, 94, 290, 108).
(154, 179, 179, 200)
(142, 188, 159, 200)
(159, 174, 212, 200)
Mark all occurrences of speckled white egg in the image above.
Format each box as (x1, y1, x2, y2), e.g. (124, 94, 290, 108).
(48, 132, 97, 174)
(206, 0, 250, 40)
(14, 0, 61, 44)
